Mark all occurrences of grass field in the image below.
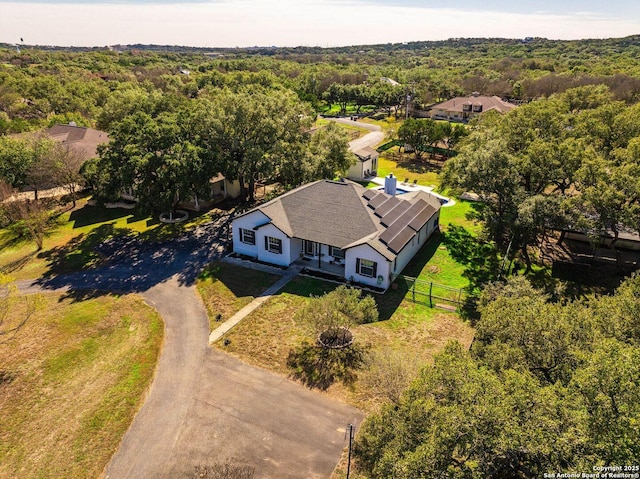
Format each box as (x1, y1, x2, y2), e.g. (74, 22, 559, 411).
(0, 292, 163, 479)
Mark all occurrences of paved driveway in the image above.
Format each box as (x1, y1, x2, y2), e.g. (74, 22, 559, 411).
(328, 117, 385, 153)
(17, 215, 363, 478)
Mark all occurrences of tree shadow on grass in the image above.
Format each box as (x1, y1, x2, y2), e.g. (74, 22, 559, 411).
(68, 203, 143, 229)
(39, 223, 134, 277)
(287, 341, 368, 391)
(0, 251, 37, 274)
(34, 214, 232, 302)
(441, 225, 500, 292)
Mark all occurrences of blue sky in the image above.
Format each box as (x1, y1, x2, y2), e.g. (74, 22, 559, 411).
(1, 0, 639, 48)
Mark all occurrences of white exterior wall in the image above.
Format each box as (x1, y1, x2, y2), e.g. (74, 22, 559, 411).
(256, 223, 292, 267)
(392, 210, 441, 276)
(347, 161, 365, 181)
(232, 210, 270, 258)
(290, 238, 303, 263)
(344, 244, 391, 290)
(225, 179, 241, 198)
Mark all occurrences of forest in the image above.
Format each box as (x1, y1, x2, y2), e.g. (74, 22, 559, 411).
(1, 36, 640, 477)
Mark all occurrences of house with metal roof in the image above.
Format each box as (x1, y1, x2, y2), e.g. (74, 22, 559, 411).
(231, 176, 441, 291)
(430, 92, 517, 122)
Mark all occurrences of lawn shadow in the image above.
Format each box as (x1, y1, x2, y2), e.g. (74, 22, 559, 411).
(441, 225, 500, 293)
(38, 222, 134, 277)
(35, 214, 232, 302)
(286, 341, 368, 391)
(69, 204, 141, 229)
(0, 251, 38, 274)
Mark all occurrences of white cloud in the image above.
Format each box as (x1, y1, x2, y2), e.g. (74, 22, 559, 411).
(0, 0, 638, 47)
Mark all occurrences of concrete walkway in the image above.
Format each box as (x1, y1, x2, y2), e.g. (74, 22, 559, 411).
(209, 265, 302, 343)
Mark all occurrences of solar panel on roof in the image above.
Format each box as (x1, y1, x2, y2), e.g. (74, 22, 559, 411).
(362, 189, 378, 201)
(385, 200, 427, 230)
(368, 193, 389, 209)
(388, 226, 416, 253)
(379, 221, 403, 244)
(374, 196, 402, 217)
(408, 205, 436, 231)
(380, 201, 412, 226)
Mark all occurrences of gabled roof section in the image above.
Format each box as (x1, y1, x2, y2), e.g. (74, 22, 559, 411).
(242, 180, 380, 248)
(353, 146, 379, 161)
(433, 95, 516, 114)
(238, 179, 441, 261)
(45, 124, 109, 161)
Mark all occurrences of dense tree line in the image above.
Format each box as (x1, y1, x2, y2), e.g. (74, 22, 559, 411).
(356, 274, 640, 477)
(2, 36, 640, 135)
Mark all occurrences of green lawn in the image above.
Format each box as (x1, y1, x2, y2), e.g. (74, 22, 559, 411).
(376, 156, 441, 189)
(0, 292, 163, 479)
(196, 261, 281, 331)
(0, 198, 226, 280)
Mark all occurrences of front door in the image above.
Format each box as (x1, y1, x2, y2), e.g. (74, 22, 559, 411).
(304, 240, 317, 257)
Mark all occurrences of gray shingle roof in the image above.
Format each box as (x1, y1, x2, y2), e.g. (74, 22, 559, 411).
(241, 179, 441, 260)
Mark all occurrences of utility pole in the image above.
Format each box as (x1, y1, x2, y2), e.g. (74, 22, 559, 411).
(346, 423, 354, 478)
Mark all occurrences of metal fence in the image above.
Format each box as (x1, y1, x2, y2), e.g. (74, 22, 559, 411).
(393, 275, 466, 311)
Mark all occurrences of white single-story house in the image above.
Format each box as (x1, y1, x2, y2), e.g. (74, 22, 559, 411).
(347, 146, 379, 181)
(231, 176, 441, 291)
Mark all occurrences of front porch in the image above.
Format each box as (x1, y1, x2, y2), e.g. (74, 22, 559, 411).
(293, 256, 345, 279)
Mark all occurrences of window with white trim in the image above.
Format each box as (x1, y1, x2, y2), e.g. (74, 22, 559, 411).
(329, 246, 345, 259)
(265, 236, 282, 254)
(356, 258, 377, 278)
(239, 228, 255, 245)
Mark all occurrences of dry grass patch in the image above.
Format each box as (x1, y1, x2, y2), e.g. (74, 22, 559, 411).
(196, 262, 281, 331)
(0, 292, 163, 479)
(214, 276, 474, 410)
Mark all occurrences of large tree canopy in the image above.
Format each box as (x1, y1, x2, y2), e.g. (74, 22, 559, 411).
(356, 274, 640, 478)
(442, 85, 640, 270)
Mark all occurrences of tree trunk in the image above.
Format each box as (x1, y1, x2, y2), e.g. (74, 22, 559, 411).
(521, 244, 532, 274)
(238, 174, 247, 202)
(248, 176, 256, 203)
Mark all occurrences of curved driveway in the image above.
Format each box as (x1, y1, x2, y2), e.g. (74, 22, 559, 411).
(327, 117, 385, 153)
(18, 216, 362, 478)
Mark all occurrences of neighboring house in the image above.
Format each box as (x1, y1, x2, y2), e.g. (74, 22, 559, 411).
(430, 92, 516, 122)
(346, 146, 379, 181)
(209, 173, 242, 201)
(560, 227, 640, 252)
(232, 176, 441, 291)
(45, 123, 110, 162)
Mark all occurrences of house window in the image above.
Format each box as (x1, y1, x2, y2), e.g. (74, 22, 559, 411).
(265, 236, 282, 254)
(329, 246, 345, 259)
(356, 258, 377, 278)
(239, 228, 255, 245)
